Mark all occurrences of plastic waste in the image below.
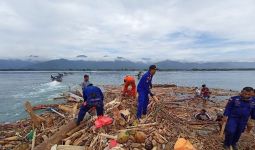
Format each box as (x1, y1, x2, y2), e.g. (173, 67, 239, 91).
(109, 139, 118, 149)
(174, 138, 196, 150)
(95, 116, 113, 128)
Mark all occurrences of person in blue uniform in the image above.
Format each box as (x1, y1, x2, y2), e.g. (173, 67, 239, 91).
(76, 84, 104, 125)
(136, 65, 157, 120)
(223, 87, 255, 150)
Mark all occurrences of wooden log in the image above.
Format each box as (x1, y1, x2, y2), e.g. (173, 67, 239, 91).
(127, 122, 158, 129)
(51, 144, 57, 150)
(246, 118, 254, 133)
(76, 88, 83, 97)
(49, 108, 65, 118)
(58, 105, 73, 113)
(220, 122, 226, 137)
(72, 103, 78, 118)
(152, 96, 160, 103)
(42, 135, 48, 141)
(56, 145, 85, 150)
(53, 96, 66, 100)
(189, 121, 218, 125)
(66, 122, 87, 136)
(63, 128, 86, 142)
(99, 133, 117, 140)
(34, 120, 77, 150)
(89, 135, 99, 147)
(73, 133, 87, 146)
(24, 101, 46, 128)
(153, 84, 177, 88)
(65, 140, 71, 145)
(32, 104, 59, 111)
(0, 136, 21, 145)
(57, 103, 78, 116)
(1, 136, 20, 141)
(67, 93, 83, 102)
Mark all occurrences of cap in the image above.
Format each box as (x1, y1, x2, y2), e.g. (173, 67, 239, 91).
(149, 65, 157, 70)
(242, 87, 254, 92)
(84, 74, 89, 78)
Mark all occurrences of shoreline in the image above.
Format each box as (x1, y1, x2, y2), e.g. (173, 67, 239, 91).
(0, 84, 254, 150)
(0, 84, 238, 124)
(1, 69, 255, 72)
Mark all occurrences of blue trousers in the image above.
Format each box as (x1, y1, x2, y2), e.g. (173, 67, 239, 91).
(224, 117, 247, 146)
(136, 91, 149, 119)
(77, 103, 104, 125)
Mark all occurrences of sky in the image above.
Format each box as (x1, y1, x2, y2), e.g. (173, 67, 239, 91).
(0, 0, 255, 62)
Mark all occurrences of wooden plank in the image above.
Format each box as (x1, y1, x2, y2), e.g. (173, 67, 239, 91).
(57, 145, 85, 150)
(220, 122, 226, 137)
(34, 121, 77, 150)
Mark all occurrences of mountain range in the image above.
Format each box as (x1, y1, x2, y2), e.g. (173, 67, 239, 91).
(0, 59, 255, 70)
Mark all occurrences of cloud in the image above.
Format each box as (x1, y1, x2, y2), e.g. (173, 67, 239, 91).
(76, 55, 87, 58)
(29, 55, 39, 58)
(0, 0, 255, 62)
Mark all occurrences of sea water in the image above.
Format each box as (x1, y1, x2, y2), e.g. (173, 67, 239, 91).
(0, 71, 255, 123)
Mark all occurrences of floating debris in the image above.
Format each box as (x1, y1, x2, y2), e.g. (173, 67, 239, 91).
(0, 85, 253, 150)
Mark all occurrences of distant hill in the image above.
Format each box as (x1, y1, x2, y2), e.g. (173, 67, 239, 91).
(0, 59, 35, 69)
(26, 59, 146, 70)
(0, 59, 255, 70)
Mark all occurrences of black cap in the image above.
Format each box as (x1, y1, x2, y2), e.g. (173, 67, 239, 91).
(242, 87, 253, 92)
(84, 74, 89, 78)
(149, 65, 157, 70)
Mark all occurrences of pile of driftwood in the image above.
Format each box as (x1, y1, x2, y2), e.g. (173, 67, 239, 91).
(0, 85, 254, 150)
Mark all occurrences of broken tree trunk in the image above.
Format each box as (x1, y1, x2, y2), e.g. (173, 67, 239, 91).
(53, 145, 85, 150)
(24, 101, 46, 128)
(67, 93, 83, 102)
(34, 120, 77, 150)
(220, 122, 226, 137)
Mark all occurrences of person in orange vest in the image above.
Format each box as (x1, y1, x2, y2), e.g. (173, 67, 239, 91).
(122, 75, 136, 98)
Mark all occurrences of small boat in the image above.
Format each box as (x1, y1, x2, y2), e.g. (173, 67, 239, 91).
(51, 74, 63, 82)
(58, 73, 64, 77)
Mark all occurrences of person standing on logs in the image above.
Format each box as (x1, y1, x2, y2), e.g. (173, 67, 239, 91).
(137, 71, 143, 80)
(222, 87, 255, 150)
(136, 65, 157, 121)
(81, 74, 91, 90)
(200, 84, 211, 106)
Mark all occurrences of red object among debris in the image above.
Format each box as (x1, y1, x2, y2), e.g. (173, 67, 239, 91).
(109, 140, 118, 149)
(95, 116, 113, 128)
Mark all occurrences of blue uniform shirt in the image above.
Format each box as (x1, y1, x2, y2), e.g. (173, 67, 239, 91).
(224, 96, 255, 121)
(83, 86, 104, 105)
(137, 71, 153, 93)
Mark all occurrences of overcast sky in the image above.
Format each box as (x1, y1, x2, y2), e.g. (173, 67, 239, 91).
(0, 0, 255, 62)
